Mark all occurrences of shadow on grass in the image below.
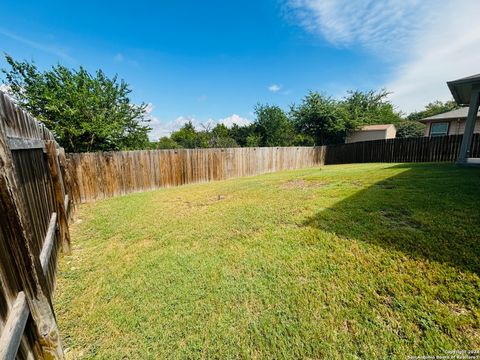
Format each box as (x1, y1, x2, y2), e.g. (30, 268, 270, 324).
(304, 163, 480, 274)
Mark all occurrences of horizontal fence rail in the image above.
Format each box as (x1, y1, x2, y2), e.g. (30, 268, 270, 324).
(66, 147, 327, 203)
(0, 91, 73, 360)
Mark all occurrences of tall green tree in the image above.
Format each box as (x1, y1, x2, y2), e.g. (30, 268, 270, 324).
(253, 104, 294, 146)
(290, 92, 347, 145)
(291, 90, 402, 145)
(396, 121, 426, 138)
(1, 55, 151, 152)
(170, 121, 198, 148)
(341, 89, 402, 127)
(170, 121, 210, 148)
(246, 133, 261, 147)
(157, 137, 182, 149)
(209, 124, 237, 148)
(230, 123, 256, 147)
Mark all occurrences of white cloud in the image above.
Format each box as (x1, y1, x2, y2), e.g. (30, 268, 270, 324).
(0, 28, 76, 63)
(0, 84, 11, 94)
(148, 116, 167, 140)
(145, 105, 251, 141)
(285, 0, 480, 113)
(113, 53, 124, 62)
(148, 114, 197, 140)
(112, 52, 139, 67)
(141, 103, 176, 140)
(218, 114, 251, 128)
(195, 114, 251, 130)
(386, 1, 480, 112)
(285, 0, 430, 54)
(144, 102, 154, 115)
(268, 84, 282, 93)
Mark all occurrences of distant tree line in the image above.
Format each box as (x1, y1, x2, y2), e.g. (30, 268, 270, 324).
(156, 90, 431, 149)
(1, 55, 458, 152)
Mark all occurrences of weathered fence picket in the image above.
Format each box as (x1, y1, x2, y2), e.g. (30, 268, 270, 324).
(324, 134, 480, 165)
(0, 91, 74, 360)
(66, 146, 328, 203)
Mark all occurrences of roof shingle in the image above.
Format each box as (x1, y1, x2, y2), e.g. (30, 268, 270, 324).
(420, 107, 480, 121)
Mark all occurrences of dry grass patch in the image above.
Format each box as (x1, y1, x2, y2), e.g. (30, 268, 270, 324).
(280, 178, 329, 189)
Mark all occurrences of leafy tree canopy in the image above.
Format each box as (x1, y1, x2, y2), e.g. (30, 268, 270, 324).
(157, 137, 182, 149)
(230, 123, 256, 147)
(170, 121, 211, 148)
(170, 122, 199, 148)
(252, 104, 294, 147)
(290, 92, 348, 145)
(1, 55, 151, 152)
(290, 90, 402, 145)
(341, 89, 402, 127)
(396, 121, 426, 138)
(209, 124, 238, 148)
(246, 133, 261, 147)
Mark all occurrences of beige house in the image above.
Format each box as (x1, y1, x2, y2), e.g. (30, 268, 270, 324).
(419, 107, 480, 137)
(345, 124, 396, 143)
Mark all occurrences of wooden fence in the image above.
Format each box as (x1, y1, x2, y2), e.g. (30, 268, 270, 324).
(0, 92, 74, 359)
(66, 134, 480, 203)
(66, 146, 326, 203)
(325, 134, 480, 165)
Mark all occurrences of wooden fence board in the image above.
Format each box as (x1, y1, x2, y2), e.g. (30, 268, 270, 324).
(67, 146, 326, 203)
(323, 134, 479, 165)
(66, 135, 480, 204)
(0, 91, 71, 359)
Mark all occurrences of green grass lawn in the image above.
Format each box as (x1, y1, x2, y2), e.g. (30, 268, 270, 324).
(55, 163, 480, 359)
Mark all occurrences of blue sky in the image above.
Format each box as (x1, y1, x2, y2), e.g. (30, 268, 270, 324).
(1, 0, 480, 139)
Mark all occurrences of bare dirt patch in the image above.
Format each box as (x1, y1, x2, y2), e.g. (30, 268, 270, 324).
(187, 194, 229, 208)
(281, 179, 329, 189)
(378, 208, 422, 230)
(447, 302, 470, 316)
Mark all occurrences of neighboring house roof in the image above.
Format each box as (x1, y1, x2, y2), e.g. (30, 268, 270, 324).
(358, 124, 395, 131)
(447, 73, 480, 105)
(420, 107, 480, 122)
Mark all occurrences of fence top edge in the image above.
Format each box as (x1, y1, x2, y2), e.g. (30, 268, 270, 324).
(66, 146, 326, 156)
(0, 90, 60, 147)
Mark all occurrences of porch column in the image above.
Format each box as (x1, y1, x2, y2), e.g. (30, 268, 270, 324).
(457, 88, 480, 164)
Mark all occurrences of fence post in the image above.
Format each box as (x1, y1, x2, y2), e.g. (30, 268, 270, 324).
(0, 131, 64, 359)
(57, 148, 77, 221)
(45, 141, 71, 253)
(457, 89, 480, 164)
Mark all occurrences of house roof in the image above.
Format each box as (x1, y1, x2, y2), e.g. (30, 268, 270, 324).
(419, 107, 480, 122)
(447, 74, 480, 105)
(359, 124, 395, 131)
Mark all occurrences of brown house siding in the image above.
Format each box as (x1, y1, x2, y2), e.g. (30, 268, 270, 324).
(346, 125, 396, 143)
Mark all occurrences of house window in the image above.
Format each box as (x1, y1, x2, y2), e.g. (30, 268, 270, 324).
(430, 122, 449, 137)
